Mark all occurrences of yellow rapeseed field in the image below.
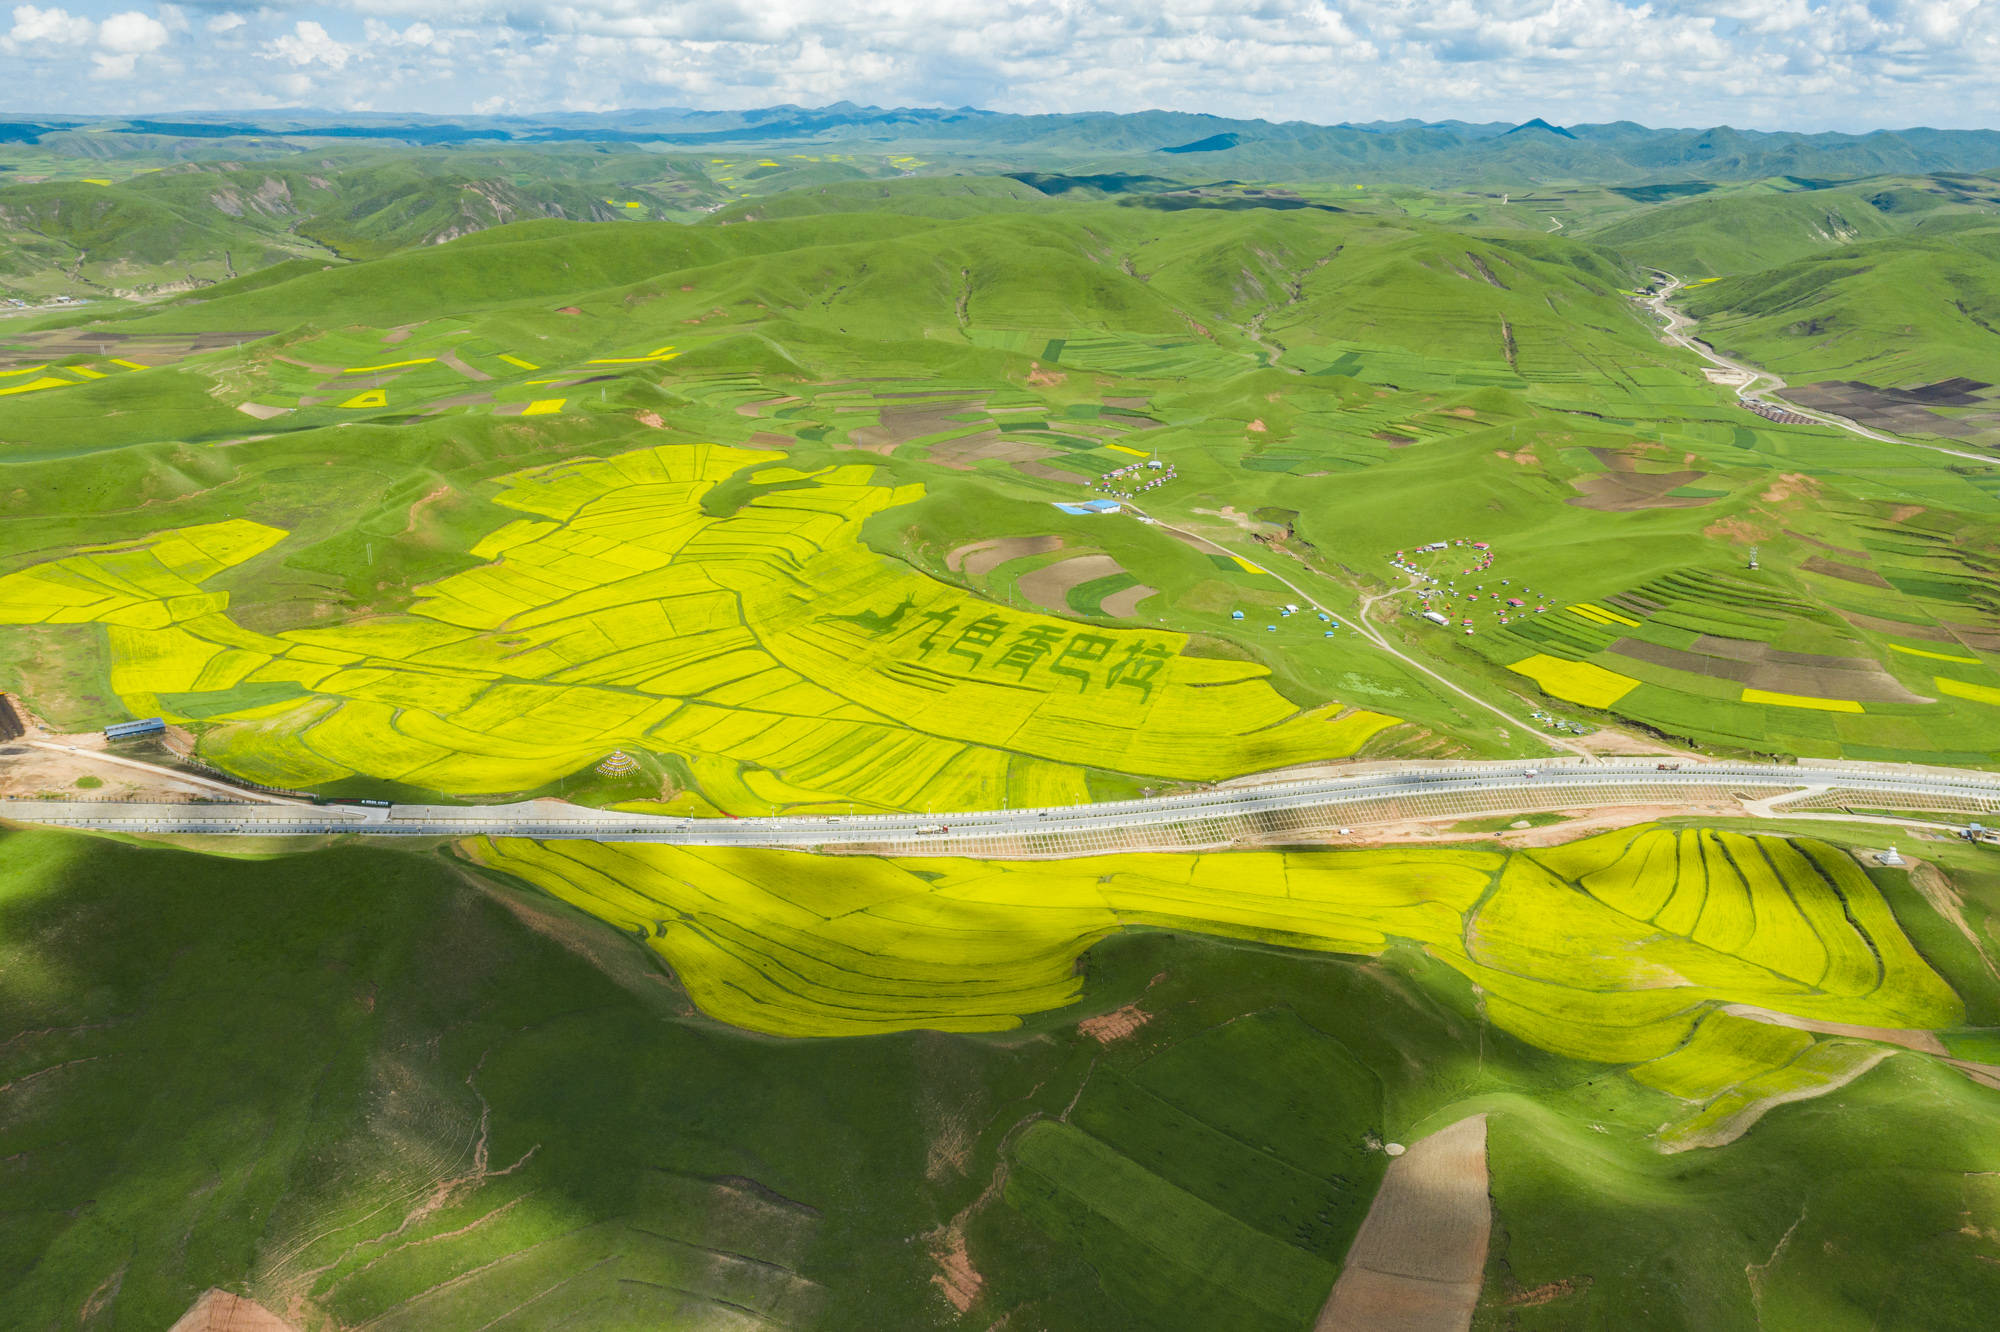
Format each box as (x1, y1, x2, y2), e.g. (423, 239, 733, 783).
(1507, 653, 1640, 708)
(1890, 643, 1979, 664)
(471, 824, 1960, 1144)
(1935, 676, 2000, 706)
(1741, 687, 1863, 713)
(0, 444, 1397, 807)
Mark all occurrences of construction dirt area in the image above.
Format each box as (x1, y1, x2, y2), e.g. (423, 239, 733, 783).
(0, 695, 266, 804)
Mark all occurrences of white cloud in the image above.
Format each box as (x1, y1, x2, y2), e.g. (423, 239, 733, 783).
(97, 9, 166, 52)
(87, 9, 167, 77)
(0, 1, 1993, 130)
(266, 18, 350, 68)
(3, 4, 94, 50)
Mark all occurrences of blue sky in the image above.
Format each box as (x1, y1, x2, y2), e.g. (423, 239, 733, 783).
(0, 2, 1993, 132)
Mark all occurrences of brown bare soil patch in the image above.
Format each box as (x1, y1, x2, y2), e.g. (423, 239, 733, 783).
(1016, 459, 1088, 485)
(1569, 467, 1711, 511)
(1760, 472, 1821, 504)
(1891, 503, 1928, 522)
(748, 431, 795, 448)
(1502, 1277, 1591, 1308)
(236, 402, 290, 420)
(1099, 583, 1158, 619)
(1317, 1114, 1489, 1332)
(1607, 636, 1928, 703)
(1944, 622, 2000, 653)
(402, 485, 450, 535)
(169, 1290, 298, 1332)
(1018, 554, 1124, 613)
(1802, 555, 1892, 589)
(927, 430, 1059, 470)
(930, 1225, 984, 1313)
(555, 305, 581, 315)
(1909, 861, 2000, 986)
(1704, 519, 1771, 548)
(1079, 1002, 1152, 1043)
(1789, 381, 1985, 437)
(1247, 418, 1267, 432)
(948, 535, 1063, 577)
(435, 350, 491, 383)
(1836, 607, 1952, 641)
(847, 397, 981, 443)
(1026, 362, 1066, 387)
(634, 410, 665, 428)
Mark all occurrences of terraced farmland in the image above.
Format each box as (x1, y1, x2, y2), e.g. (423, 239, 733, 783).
(471, 824, 1962, 1147)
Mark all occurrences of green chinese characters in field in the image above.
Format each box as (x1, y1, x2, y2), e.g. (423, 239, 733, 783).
(0, 442, 1396, 809)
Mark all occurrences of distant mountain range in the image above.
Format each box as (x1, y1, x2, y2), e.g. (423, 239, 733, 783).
(5, 104, 2000, 184)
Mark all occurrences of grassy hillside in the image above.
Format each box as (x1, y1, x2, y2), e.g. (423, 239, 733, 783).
(1681, 228, 2000, 385)
(6, 823, 2000, 1328)
(1589, 174, 2000, 277)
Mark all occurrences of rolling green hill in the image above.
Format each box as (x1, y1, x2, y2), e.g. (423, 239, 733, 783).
(1589, 173, 2000, 276)
(10, 135, 2000, 1331)
(1681, 228, 2000, 385)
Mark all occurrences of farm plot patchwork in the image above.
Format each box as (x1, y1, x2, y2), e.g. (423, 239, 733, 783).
(1487, 564, 2000, 759)
(0, 443, 1395, 808)
(472, 824, 1962, 1147)
(226, 322, 684, 423)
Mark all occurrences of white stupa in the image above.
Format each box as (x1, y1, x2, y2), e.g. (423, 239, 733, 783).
(1878, 845, 1905, 866)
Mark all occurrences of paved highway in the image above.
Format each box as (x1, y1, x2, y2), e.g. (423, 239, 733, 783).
(5, 758, 2000, 851)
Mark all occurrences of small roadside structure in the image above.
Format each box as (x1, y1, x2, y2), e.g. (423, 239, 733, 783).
(104, 717, 165, 742)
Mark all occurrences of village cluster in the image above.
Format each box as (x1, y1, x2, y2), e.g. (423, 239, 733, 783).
(1094, 457, 1176, 497)
(1390, 539, 1551, 637)
(1229, 603, 1343, 638)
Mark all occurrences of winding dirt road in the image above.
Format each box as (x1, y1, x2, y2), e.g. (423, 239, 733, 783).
(1642, 273, 1994, 466)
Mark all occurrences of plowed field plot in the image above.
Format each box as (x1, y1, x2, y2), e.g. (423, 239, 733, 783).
(947, 535, 1064, 577)
(0, 443, 1396, 810)
(1608, 637, 1929, 703)
(1316, 1114, 1488, 1332)
(0, 328, 269, 367)
(1567, 446, 1714, 511)
(1018, 554, 1124, 613)
(1099, 583, 1158, 618)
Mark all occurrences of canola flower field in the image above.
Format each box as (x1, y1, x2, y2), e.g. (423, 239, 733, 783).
(0, 442, 1395, 810)
(471, 824, 1961, 1147)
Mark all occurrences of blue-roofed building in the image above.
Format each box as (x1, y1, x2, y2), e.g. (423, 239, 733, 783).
(104, 717, 166, 741)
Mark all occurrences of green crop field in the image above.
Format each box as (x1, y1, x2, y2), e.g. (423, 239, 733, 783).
(7, 112, 2000, 1329)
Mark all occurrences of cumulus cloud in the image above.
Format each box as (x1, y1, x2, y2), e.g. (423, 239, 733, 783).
(89, 8, 166, 77)
(266, 17, 349, 68)
(0, 1, 1996, 129)
(3, 4, 95, 50)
